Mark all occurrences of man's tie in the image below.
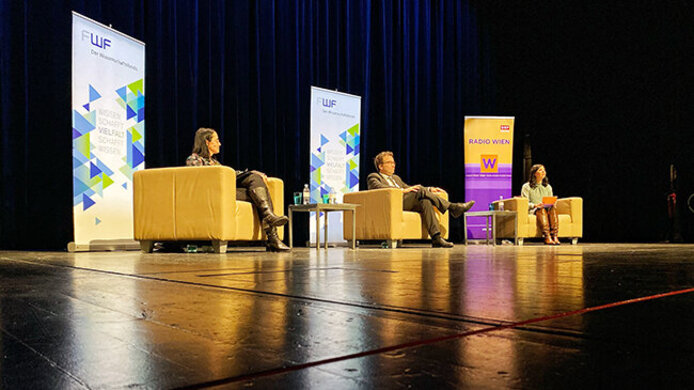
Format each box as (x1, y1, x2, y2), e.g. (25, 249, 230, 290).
(387, 176, 399, 188)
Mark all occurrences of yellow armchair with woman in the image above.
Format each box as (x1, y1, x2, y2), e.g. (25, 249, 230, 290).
(493, 164, 583, 245)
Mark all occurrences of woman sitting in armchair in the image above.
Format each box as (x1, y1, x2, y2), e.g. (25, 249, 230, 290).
(186, 127, 290, 252)
(521, 164, 560, 245)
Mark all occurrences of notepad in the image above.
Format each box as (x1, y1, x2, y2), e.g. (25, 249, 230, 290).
(542, 196, 558, 207)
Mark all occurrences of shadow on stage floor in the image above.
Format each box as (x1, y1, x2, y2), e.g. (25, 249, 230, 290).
(1, 243, 693, 388)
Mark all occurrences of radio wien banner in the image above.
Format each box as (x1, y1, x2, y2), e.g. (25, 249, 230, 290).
(70, 12, 145, 251)
(309, 87, 361, 244)
(464, 116, 514, 239)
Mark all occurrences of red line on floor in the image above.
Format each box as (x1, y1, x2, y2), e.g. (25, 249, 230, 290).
(177, 286, 694, 389)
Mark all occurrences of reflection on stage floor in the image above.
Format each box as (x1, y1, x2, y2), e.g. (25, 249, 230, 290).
(1, 244, 693, 388)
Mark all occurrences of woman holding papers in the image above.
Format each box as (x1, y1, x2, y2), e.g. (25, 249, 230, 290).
(521, 164, 559, 245)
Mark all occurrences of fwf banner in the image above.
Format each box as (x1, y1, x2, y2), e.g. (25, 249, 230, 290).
(70, 12, 145, 250)
(464, 116, 515, 239)
(309, 86, 361, 244)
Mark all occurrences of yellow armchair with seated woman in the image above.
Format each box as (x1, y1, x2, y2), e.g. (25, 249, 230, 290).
(492, 164, 582, 245)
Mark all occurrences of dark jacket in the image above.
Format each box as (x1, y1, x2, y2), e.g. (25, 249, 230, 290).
(367, 172, 410, 190)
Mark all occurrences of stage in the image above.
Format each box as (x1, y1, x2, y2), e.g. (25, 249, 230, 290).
(1, 243, 693, 388)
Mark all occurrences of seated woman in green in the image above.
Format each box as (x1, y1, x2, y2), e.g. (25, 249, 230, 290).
(186, 127, 290, 252)
(521, 164, 559, 245)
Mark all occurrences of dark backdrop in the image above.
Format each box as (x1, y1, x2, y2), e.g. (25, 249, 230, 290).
(477, 1, 694, 243)
(1, 1, 692, 250)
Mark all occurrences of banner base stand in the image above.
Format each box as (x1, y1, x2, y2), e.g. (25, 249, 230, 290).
(67, 239, 141, 252)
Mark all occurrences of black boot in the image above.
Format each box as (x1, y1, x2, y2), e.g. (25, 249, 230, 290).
(432, 233, 454, 248)
(447, 200, 475, 218)
(265, 227, 290, 252)
(250, 187, 288, 227)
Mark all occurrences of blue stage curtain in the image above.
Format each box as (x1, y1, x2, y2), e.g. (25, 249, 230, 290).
(0, 0, 493, 249)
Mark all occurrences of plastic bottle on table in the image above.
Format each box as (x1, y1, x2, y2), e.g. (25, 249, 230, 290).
(303, 184, 310, 204)
(498, 195, 504, 211)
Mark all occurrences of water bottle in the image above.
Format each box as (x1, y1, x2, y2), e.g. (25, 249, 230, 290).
(303, 184, 310, 204)
(329, 189, 337, 204)
(498, 195, 504, 211)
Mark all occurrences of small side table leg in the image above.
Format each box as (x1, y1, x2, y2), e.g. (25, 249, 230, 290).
(315, 211, 320, 249)
(492, 214, 497, 246)
(324, 210, 328, 249)
(288, 208, 293, 249)
(351, 210, 356, 250)
(463, 214, 468, 245)
(485, 216, 490, 245)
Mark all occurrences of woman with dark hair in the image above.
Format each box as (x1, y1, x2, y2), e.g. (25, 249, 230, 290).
(186, 128, 290, 252)
(521, 164, 559, 245)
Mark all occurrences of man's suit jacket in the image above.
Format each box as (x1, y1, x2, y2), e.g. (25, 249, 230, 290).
(367, 172, 410, 190)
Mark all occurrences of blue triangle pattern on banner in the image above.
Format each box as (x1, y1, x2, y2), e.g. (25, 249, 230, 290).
(116, 86, 127, 101)
(73, 110, 95, 134)
(354, 143, 360, 155)
(73, 148, 88, 164)
(74, 178, 90, 196)
(95, 217, 101, 225)
(96, 158, 114, 176)
(132, 144, 145, 168)
(320, 134, 329, 146)
(137, 107, 145, 123)
(89, 85, 102, 101)
(346, 144, 353, 154)
(349, 172, 359, 188)
(83, 103, 90, 112)
(126, 105, 136, 120)
(90, 162, 102, 178)
(126, 131, 132, 166)
(133, 141, 144, 155)
(72, 128, 82, 140)
(311, 153, 324, 169)
(122, 183, 128, 189)
(339, 131, 347, 142)
(82, 194, 96, 210)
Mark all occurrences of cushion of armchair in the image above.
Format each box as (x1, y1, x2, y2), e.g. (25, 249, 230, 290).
(556, 197, 582, 238)
(492, 197, 530, 237)
(344, 188, 403, 240)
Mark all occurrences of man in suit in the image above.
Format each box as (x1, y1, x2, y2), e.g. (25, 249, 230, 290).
(367, 151, 475, 248)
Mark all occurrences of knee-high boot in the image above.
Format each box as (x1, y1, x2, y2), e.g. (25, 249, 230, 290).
(548, 206, 560, 245)
(536, 208, 552, 245)
(249, 187, 289, 228)
(265, 226, 290, 252)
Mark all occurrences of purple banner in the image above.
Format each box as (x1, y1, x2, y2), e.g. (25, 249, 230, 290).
(465, 164, 512, 239)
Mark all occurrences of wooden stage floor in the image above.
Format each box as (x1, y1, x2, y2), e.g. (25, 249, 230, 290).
(1, 243, 693, 388)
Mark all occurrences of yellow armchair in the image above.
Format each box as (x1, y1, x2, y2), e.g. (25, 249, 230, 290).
(492, 197, 583, 245)
(343, 188, 449, 248)
(133, 166, 284, 253)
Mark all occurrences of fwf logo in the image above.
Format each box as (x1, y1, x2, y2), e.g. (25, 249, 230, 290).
(480, 154, 498, 173)
(316, 97, 337, 108)
(82, 30, 111, 49)
(500, 125, 510, 132)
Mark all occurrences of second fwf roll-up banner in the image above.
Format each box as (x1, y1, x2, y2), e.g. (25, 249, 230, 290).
(464, 116, 515, 239)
